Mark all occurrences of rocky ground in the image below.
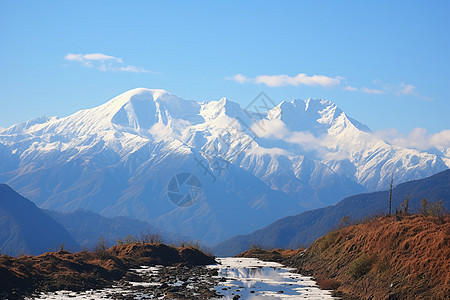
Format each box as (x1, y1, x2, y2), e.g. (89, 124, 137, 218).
(0, 243, 218, 299)
(110, 264, 222, 299)
(29, 264, 223, 299)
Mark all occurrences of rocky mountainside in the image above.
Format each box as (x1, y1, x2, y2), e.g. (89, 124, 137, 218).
(214, 168, 450, 256)
(0, 184, 80, 256)
(0, 88, 448, 244)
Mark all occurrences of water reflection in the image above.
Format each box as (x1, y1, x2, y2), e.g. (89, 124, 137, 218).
(211, 257, 337, 299)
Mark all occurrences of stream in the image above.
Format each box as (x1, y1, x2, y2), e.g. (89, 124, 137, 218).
(211, 257, 336, 299)
(28, 257, 337, 299)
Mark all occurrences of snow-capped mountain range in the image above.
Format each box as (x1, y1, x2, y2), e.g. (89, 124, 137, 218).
(0, 88, 448, 244)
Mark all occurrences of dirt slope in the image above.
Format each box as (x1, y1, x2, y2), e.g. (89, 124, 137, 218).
(286, 215, 449, 299)
(235, 248, 303, 263)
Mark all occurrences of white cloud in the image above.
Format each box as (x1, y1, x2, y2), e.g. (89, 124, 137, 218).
(287, 131, 320, 147)
(397, 82, 415, 96)
(65, 53, 83, 62)
(358, 81, 432, 101)
(249, 147, 289, 156)
(323, 151, 351, 161)
(227, 72, 431, 101)
(227, 73, 342, 88)
(430, 130, 450, 149)
(84, 53, 123, 63)
(228, 74, 250, 84)
(64, 53, 122, 67)
(375, 128, 450, 151)
(251, 118, 289, 139)
(361, 87, 384, 95)
(395, 82, 433, 101)
(250, 118, 349, 160)
(255, 73, 341, 87)
(344, 85, 358, 91)
(118, 65, 150, 73)
(64, 52, 150, 73)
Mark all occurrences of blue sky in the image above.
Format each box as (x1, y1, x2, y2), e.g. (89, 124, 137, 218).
(1, 0, 449, 139)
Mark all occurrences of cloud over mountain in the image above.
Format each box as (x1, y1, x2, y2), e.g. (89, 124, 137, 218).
(228, 73, 341, 87)
(64, 52, 150, 73)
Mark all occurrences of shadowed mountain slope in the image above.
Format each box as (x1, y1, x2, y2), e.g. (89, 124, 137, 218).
(214, 169, 450, 256)
(0, 184, 80, 256)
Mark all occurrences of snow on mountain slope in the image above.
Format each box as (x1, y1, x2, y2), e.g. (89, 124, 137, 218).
(0, 88, 447, 244)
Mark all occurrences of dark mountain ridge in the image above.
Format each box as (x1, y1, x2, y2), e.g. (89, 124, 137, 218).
(214, 169, 450, 256)
(43, 209, 181, 249)
(0, 184, 80, 256)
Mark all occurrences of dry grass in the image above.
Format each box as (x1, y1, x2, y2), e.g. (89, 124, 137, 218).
(315, 276, 341, 290)
(294, 214, 450, 299)
(236, 247, 304, 263)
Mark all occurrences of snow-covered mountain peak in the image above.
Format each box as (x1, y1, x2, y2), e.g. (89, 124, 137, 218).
(109, 87, 169, 102)
(100, 88, 174, 115)
(200, 97, 244, 122)
(304, 98, 336, 111)
(266, 98, 342, 135)
(0, 88, 448, 245)
(98, 88, 169, 114)
(105, 88, 193, 130)
(44, 88, 205, 135)
(2, 116, 59, 135)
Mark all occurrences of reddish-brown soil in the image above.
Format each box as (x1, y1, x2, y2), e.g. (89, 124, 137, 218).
(236, 248, 303, 263)
(234, 215, 449, 299)
(0, 243, 216, 298)
(286, 214, 450, 300)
